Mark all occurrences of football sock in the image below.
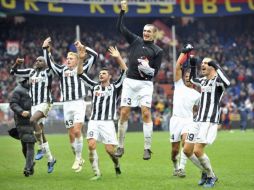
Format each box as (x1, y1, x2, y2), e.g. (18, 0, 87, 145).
(89, 149, 100, 176)
(189, 154, 205, 171)
(118, 121, 128, 148)
(71, 139, 76, 155)
(42, 142, 53, 162)
(179, 149, 188, 170)
(198, 154, 215, 177)
(143, 122, 153, 149)
(75, 136, 83, 160)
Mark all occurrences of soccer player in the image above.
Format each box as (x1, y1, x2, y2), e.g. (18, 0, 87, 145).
(170, 44, 200, 177)
(43, 37, 98, 172)
(9, 77, 36, 177)
(77, 45, 127, 180)
(184, 50, 230, 187)
(10, 57, 56, 173)
(115, 0, 163, 160)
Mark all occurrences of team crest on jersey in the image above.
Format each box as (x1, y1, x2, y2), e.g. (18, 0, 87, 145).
(30, 76, 46, 84)
(64, 70, 76, 77)
(201, 86, 212, 93)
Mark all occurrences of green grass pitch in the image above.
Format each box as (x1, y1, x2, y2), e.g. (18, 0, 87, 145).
(0, 130, 254, 190)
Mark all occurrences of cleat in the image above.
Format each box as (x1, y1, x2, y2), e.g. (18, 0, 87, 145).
(47, 158, 56, 173)
(35, 149, 44, 160)
(115, 147, 124, 158)
(74, 165, 84, 173)
(23, 170, 30, 177)
(115, 167, 121, 176)
(177, 169, 186, 178)
(23, 162, 36, 177)
(172, 169, 178, 176)
(143, 149, 152, 160)
(30, 162, 36, 176)
(203, 176, 218, 188)
(90, 175, 102, 181)
(72, 158, 85, 171)
(198, 172, 208, 186)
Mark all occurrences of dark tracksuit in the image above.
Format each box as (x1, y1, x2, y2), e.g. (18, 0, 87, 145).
(10, 80, 36, 174)
(117, 10, 163, 81)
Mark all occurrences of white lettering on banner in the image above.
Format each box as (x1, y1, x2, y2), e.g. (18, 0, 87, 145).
(35, 0, 176, 5)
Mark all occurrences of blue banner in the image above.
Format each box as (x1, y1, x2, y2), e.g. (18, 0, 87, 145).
(0, 1, 254, 17)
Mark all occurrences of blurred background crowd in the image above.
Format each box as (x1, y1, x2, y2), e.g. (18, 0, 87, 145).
(0, 14, 253, 132)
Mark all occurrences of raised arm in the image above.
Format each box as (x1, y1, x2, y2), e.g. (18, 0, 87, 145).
(83, 47, 98, 73)
(208, 60, 230, 88)
(75, 41, 87, 75)
(108, 46, 127, 88)
(116, 0, 138, 44)
(108, 46, 128, 71)
(175, 44, 194, 82)
(10, 58, 32, 77)
(189, 56, 202, 86)
(42, 37, 64, 76)
(75, 41, 98, 89)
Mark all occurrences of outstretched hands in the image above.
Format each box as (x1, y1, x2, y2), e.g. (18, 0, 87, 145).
(108, 46, 127, 70)
(108, 46, 120, 58)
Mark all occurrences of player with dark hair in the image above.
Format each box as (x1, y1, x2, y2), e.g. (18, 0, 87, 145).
(43, 37, 98, 172)
(183, 48, 230, 188)
(77, 45, 127, 180)
(10, 56, 56, 173)
(115, 0, 163, 160)
(10, 77, 36, 177)
(170, 44, 200, 177)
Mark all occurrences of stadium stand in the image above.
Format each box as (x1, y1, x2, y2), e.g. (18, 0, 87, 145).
(0, 14, 253, 133)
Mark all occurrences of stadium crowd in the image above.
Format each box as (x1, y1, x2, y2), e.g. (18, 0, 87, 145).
(0, 15, 253, 130)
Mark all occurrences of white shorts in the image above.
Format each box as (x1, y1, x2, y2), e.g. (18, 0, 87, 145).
(169, 116, 194, 142)
(86, 120, 118, 145)
(120, 78, 153, 108)
(31, 103, 52, 124)
(185, 122, 218, 145)
(63, 99, 86, 128)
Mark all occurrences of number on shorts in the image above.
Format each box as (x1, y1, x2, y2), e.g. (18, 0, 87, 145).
(171, 134, 174, 140)
(89, 131, 94, 137)
(65, 119, 73, 127)
(187, 133, 195, 141)
(127, 98, 131, 105)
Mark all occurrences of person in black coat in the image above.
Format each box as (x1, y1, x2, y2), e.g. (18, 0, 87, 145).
(9, 77, 36, 177)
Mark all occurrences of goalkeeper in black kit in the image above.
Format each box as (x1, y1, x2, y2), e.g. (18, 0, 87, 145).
(115, 0, 163, 160)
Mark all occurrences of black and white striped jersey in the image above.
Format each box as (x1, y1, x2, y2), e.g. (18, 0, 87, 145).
(191, 68, 230, 123)
(43, 47, 98, 102)
(79, 70, 126, 120)
(10, 68, 53, 106)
